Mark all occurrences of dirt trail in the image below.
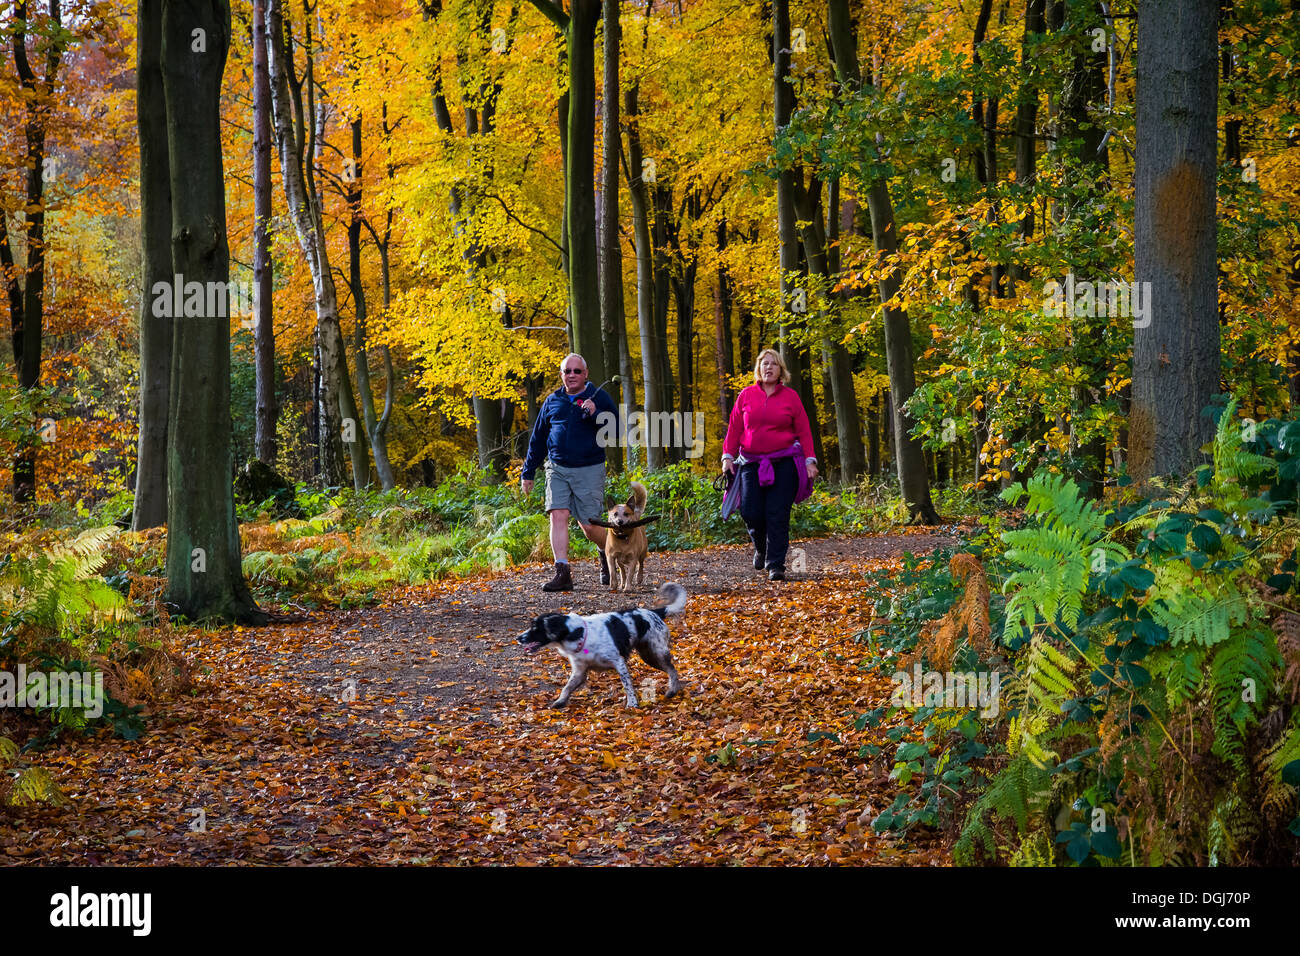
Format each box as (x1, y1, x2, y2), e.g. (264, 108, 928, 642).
(303, 532, 954, 708)
(6, 532, 956, 866)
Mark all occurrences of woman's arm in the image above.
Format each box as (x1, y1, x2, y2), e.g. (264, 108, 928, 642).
(791, 390, 816, 461)
(722, 387, 748, 461)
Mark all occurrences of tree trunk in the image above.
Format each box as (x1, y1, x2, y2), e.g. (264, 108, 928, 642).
(792, 172, 866, 482)
(266, 0, 366, 488)
(652, 183, 675, 420)
(1130, 0, 1220, 481)
(714, 217, 736, 431)
(1057, 0, 1111, 496)
(132, 0, 171, 529)
(773, 0, 802, 393)
(1008, 0, 1046, 293)
(252, 0, 276, 467)
(8, 0, 64, 503)
(738, 297, 754, 374)
(597, 0, 625, 469)
(158, 0, 263, 622)
(535, 0, 605, 386)
(868, 392, 881, 477)
(624, 75, 663, 469)
(829, 0, 937, 521)
(347, 116, 396, 489)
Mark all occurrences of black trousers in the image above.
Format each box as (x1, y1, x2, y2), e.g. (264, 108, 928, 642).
(737, 457, 797, 571)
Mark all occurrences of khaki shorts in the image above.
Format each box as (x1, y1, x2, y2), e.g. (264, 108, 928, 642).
(544, 460, 605, 523)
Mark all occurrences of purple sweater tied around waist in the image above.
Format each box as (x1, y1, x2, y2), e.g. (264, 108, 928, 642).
(721, 441, 811, 519)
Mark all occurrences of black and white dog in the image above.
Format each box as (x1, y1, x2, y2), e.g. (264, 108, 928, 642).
(517, 582, 687, 709)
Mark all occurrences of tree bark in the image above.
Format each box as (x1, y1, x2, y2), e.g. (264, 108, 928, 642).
(346, 115, 396, 489)
(828, 0, 937, 521)
(132, 0, 171, 529)
(1057, 0, 1111, 495)
(531, 0, 604, 386)
(158, 0, 263, 622)
(1130, 0, 1220, 481)
(597, 0, 626, 469)
(792, 169, 866, 483)
(773, 0, 802, 392)
(252, 0, 276, 467)
(714, 217, 735, 432)
(266, 0, 366, 488)
(623, 70, 663, 469)
(8, 0, 64, 503)
(1008, 0, 1046, 293)
(652, 183, 675, 428)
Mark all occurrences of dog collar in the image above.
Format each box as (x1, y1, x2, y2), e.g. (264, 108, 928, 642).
(575, 619, 591, 655)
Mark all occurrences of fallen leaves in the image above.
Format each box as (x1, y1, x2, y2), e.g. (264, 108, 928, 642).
(0, 533, 955, 866)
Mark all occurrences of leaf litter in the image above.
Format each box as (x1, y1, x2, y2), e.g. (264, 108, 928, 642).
(1, 532, 956, 865)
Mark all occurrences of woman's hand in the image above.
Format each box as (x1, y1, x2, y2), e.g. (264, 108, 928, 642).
(806, 460, 819, 481)
(722, 458, 736, 477)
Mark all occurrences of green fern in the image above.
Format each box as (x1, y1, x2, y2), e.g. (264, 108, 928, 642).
(954, 752, 1053, 865)
(1213, 397, 1274, 488)
(5, 766, 67, 807)
(1008, 828, 1056, 867)
(1258, 717, 1300, 814)
(1207, 791, 1259, 865)
(1000, 628, 1082, 767)
(0, 527, 129, 638)
(1001, 473, 1121, 632)
(1147, 563, 1250, 647)
(0, 737, 66, 809)
(1149, 648, 1207, 708)
(1209, 627, 1280, 772)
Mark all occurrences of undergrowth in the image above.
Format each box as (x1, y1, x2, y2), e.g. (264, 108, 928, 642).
(853, 397, 1300, 866)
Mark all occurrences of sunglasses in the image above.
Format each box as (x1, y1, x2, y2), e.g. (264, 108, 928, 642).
(563, 368, 585, 375)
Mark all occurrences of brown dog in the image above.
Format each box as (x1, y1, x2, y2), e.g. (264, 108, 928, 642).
(591, 481, 659, 592)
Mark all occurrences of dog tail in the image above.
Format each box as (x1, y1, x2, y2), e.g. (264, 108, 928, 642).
(628, 480, 648, 514)
(654, 581, 688, 617)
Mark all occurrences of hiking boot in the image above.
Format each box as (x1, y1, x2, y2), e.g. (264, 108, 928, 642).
(542, 561, 573, 592)
(768, 567, 786, 581)
(598, 550, 611, 586)
(753, 549, 766, 571)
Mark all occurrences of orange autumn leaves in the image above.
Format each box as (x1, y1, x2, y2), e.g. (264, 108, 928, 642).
(4, 536, 952, 865)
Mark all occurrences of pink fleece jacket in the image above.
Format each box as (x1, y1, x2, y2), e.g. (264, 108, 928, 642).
(722, 383, 816, 460)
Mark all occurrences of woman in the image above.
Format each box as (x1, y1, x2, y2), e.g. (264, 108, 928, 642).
(721, 348, 818, 580)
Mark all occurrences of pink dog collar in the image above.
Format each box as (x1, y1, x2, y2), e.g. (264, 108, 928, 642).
(575, 619, 591, 655)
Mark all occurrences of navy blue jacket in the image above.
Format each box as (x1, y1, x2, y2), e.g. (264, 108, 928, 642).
(522, 383, 618, 480)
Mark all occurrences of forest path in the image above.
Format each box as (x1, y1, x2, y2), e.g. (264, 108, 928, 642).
(8, 531, 957, 865)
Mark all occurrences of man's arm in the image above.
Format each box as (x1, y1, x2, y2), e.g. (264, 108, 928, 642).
(593, 386, 618, 420)
(521, 399, 552, 481)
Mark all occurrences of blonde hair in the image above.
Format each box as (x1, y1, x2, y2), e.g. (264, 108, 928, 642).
(753, 348, 790, 385)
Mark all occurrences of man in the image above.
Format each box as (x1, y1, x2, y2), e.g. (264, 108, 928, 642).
(522, 353, 617, 591)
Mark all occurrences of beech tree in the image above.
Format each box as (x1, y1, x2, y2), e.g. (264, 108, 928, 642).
(827, 0, 937, 522)
(153, 0, 263, 622)
(252, 0, 276, 466)
(1129, 0, 1221, 481)
(4, 0, 65, 503)
(131, 0, 171, 529)
(529, 0, 605, 389)
(265, 0, 369, 490)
